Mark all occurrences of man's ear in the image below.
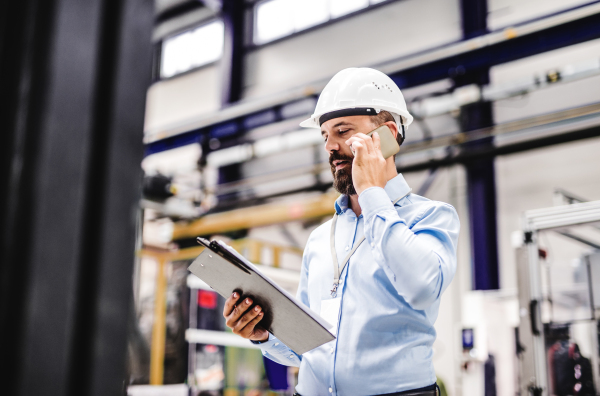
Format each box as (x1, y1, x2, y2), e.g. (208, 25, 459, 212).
(384, 120, 399, 138)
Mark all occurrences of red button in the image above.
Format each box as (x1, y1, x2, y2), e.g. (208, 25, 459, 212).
(198, 290, 217, 309)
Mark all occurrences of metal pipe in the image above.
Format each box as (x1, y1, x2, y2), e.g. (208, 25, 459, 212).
(557, 231, 600, 250)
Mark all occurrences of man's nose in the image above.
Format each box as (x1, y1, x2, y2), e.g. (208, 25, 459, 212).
(325, 136, 340, 153)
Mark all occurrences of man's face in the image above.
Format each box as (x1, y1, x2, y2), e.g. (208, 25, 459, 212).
(321, 115, 375, 196)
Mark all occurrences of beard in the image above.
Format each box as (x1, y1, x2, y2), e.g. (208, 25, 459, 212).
(329, 152, 357, 196)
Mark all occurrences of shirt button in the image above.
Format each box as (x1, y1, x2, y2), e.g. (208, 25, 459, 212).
(330, 347, 334, 354)
(329, 387, 333, 393)
(274, 343, 279, 346)
(289, 354, 294, 358)
(371, 242, 375, 248)
(345, 246, 349, 251)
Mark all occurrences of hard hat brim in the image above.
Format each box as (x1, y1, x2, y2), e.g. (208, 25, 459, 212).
(300, 107, 413, 129)
(299, 116, 319, 129)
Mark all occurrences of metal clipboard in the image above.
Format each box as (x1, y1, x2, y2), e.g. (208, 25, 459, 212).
(188, 237, 335, 355)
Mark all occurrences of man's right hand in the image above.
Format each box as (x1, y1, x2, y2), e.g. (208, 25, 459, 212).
(223, 292, 269, 342)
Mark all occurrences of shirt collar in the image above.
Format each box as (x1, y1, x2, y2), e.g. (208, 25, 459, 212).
(334, 194, 349, 215)
(333, 173, 412, 215)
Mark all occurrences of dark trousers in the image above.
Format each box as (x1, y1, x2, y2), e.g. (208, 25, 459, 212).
(294, 383, 439, 396)
(376, 383, 438, 396)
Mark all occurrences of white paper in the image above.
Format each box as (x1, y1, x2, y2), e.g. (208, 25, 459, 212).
(320, 297, 341, 336)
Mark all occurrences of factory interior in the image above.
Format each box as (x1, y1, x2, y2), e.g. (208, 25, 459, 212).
(2, 0, 600, 395)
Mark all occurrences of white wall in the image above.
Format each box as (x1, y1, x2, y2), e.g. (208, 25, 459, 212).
(144, 65, 221, 134)
(487, 0, 593, 31)
(244, 0, 462, 99)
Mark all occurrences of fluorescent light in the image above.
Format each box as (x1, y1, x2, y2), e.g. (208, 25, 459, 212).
(255, 0, 295, 44)
(161, 20, 224, 79)
(330, 0, 369, 18)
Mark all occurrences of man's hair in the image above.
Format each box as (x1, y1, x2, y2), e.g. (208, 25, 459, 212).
(369, 110, 403, 146)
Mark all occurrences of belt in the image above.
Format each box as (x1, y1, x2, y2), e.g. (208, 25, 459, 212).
(293, 383, 439, 396)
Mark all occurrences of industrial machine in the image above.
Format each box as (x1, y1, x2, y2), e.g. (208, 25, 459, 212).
(516, 199, 600, 395)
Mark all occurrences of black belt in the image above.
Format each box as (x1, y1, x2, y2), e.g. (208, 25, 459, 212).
(293, 383, 439, 396)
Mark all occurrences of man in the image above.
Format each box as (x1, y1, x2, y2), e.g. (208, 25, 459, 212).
(222, 68, 460, 396)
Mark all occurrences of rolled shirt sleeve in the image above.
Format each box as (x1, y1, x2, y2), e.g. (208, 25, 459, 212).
(358, 186, 460, 311)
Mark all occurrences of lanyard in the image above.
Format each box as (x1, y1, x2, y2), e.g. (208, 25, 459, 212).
(329, 189, 411, 297)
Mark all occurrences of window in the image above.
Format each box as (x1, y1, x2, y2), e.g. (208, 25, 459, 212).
(254, 0, 391, 45)
(329, 0, 369, 18)
(160, 20, 224, 79)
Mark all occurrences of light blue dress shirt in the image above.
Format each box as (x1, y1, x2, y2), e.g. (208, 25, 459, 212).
(254, 174, 460, 396)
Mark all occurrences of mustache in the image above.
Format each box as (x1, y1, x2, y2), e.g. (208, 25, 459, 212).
(329, 152, 353, 167)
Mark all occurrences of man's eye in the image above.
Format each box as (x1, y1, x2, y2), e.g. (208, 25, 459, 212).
(339, 129, 349, 134)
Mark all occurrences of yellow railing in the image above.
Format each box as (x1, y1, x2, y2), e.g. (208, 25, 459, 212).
(171, 192, 338, 240)
(139, 239, 303, 385)
(139, 246, 205, 385)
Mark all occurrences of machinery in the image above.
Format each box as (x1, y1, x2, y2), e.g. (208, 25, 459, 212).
(516, 199, 600, 395)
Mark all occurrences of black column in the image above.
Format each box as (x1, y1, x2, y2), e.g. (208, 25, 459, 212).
(458, 0, 500, 290)
(460, 94, 500, 291)
(460, 0, 488, 39)
(0, 0, 153, 395)
(221, 0, 245, 105)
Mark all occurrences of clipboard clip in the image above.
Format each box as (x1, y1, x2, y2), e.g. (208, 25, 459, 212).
(197, 237, 251, 275)
(196, 237, 211, 248)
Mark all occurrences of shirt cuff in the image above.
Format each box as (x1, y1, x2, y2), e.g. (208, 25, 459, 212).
(358, 186, 397, 221)
(251, 334, 298, 359)
(250, 333, 274, 345)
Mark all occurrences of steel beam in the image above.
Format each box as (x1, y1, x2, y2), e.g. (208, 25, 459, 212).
(0, 0, 153, 395)
(390, 7, 600, 88)
(524, 200, 600, 231)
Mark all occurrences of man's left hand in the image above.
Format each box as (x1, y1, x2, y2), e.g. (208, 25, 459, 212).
(345, 132, 388, 195)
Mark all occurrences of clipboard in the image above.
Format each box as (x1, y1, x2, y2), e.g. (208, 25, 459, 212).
(188, 237, 335, 355)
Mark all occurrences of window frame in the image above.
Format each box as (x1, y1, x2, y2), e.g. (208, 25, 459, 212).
(158, 18, 225, 81)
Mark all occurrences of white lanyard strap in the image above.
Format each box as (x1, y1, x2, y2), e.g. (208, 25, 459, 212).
(329, 189, 411, 297)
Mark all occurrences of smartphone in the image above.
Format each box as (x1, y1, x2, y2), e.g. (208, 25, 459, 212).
(350, 125, 400, 159)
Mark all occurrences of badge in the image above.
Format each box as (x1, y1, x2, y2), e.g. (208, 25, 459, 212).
(320, 297, 342, 336)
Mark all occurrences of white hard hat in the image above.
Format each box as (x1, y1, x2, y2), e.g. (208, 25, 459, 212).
(300, 67, 413, 138)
